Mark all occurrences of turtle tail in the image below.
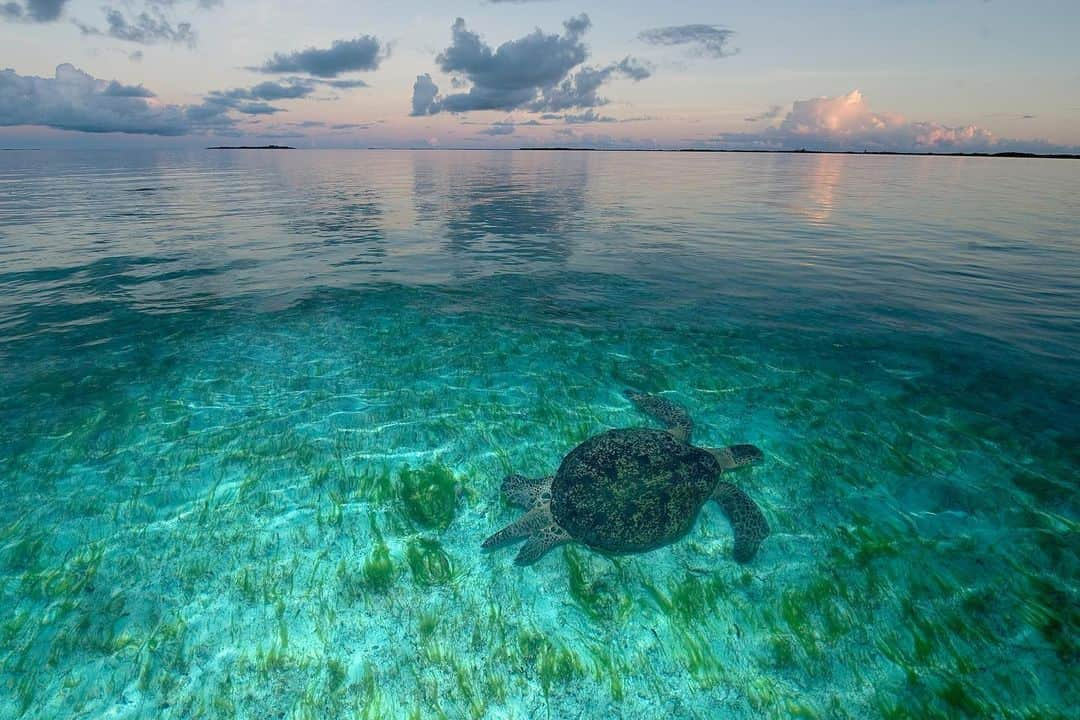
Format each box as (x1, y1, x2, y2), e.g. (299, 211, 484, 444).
(712, 481, 770, 563)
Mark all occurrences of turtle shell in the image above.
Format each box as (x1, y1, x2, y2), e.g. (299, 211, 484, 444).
(551, 428, 721, 553)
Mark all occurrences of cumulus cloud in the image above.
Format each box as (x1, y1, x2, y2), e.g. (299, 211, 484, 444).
(256, 36, 385, 78)
(102, 80, 155, 97)
(0, 63, 192, 134)
(745, 105, 782, 122)
(0, 63, 340, 136)
(411, 74, 439, 116)
(638, 24, 737, 58)
(711, 90, 1070, 153)
(411, 15, 651, 116)
(0, 0, 69, 23)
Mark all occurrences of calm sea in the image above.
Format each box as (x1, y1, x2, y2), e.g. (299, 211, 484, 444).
(0, 149, 1077, 718)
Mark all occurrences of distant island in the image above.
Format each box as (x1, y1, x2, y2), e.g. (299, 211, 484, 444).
(206, 145, 295, 150)
(518, 147, 1079, 160)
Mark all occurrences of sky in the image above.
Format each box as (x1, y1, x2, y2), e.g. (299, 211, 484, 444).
(1, 0, 1078, 151)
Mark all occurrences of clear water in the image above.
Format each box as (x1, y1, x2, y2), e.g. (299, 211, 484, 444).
(0, 150, 1077, 719)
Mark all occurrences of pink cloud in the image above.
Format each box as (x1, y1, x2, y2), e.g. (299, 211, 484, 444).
(713, 90, 1070, 153)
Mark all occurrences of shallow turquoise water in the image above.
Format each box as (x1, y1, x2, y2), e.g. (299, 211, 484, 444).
(0, 150, 1077, 718)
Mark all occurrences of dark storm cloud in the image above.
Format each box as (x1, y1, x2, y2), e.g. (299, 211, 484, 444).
(0, 0, 70, 22)
(638, 24, 737, 58)
(411, 15, 651, 116)
(75, 7, 197, 47)
(744, 105, 782, 122)
(257, 36, 385, 78)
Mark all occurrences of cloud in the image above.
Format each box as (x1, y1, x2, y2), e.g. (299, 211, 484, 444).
(0, 0, 69, 22)
(411, 74, 439, 116)
(196, 76, 367, 116)
(322, 78, 369, 89)
(0, 63, 340, 137)
(534, 57, 651, 112)
(257, 36, 385, 77)
(247, 80, 314, 100)
(638, 24, 737, 58)
(102, 80, 155, 97)
(479, 122, 515, 136)
(563, 110, 616, 124)
(199, 79, 316, 116)
(0, 63, 194, 135)
(709, 90, 1073, 153)
(75, 7, 197, 47)
(411, 15, 651, 116)
(744, 105, 782, 122)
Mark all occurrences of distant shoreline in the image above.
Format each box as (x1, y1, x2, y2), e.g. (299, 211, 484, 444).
(517, 147, 1080, 160)
(206, 145, 295, 150)
(2, 146, 1075, 159)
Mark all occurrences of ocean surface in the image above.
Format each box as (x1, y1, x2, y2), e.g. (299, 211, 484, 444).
(0, 149, 1076, 719)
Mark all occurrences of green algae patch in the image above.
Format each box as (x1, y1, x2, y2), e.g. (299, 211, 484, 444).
(406, 538, 456, 586)
(361, 517, 397, 592)
(564, 545, 630, 622)
(517, 629, 585, 698)
(398, 462, 460, 530)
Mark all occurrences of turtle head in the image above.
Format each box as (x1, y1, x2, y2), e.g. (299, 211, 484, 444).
(708, 444, 764, 470)
(728, 444, 765, 467)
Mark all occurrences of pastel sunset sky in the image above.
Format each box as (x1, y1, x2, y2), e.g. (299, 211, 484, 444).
(2, 0, 1077, 150)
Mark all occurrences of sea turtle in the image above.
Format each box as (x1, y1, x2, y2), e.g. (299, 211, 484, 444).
(482, 390, 770, 565)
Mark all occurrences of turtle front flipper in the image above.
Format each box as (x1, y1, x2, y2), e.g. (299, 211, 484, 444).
(624, 390, 694, 443)
(712, 481, 770, 563)
(500, 474, 553, 508)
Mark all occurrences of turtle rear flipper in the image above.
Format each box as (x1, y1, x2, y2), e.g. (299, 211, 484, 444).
(500, 474, 552, 508)
(624, 390, 694, 442)
(515, 525, 570, 565)
(712, 481, 770, 563)
(708, 444, 765, 470)
(481, 506, 551, 549)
